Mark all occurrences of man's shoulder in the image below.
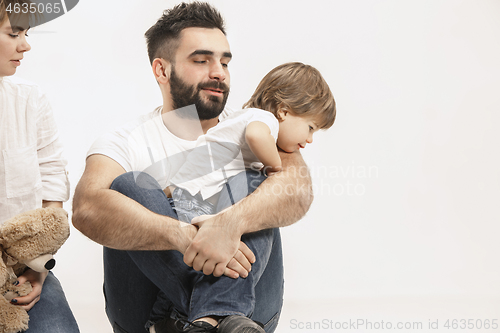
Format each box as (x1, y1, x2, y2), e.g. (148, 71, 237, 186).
(91, 106, 163, 148)
(111, 106, 162, 133)
(87, 107, 163, 172)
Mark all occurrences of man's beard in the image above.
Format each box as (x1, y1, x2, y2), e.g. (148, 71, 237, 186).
(169, 67, 229, 120)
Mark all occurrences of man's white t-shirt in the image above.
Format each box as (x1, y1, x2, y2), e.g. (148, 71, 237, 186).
(88, 107, 279, 200)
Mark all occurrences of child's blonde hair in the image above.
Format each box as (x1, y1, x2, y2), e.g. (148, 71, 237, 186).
(243, 62, 336, 129)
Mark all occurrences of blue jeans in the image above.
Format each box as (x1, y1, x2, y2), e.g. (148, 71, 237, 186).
(104, 171, 284, 333)
(24, 271, 80, 332)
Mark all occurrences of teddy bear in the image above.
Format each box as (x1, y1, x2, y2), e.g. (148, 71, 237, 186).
(0, 207, 70, 333)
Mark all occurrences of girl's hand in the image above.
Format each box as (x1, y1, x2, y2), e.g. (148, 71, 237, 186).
(11, 269, 48, 311)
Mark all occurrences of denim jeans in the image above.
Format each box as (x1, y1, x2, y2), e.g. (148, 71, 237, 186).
(104, 170, 284, 333)
(171, 187, 215, 223)
(23, 271, 80, 332)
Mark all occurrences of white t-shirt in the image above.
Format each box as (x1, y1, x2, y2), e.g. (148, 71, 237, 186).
(0, 76, 70, 224)
(88, 107, 279, 199)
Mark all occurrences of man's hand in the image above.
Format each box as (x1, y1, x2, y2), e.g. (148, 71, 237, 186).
(11, 269, 48, 311)
(185, 214, 254, 279)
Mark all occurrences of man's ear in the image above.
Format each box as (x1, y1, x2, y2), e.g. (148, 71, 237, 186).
(152, 58, 171, 84)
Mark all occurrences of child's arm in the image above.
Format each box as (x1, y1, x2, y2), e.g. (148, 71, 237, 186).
(245, 121, 282, 175)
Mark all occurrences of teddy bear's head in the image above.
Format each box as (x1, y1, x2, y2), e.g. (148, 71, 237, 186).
(0, 207, 70, 333)
(0, 207, 70, 274)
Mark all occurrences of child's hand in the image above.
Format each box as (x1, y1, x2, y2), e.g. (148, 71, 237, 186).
(263, 165, 282, 176)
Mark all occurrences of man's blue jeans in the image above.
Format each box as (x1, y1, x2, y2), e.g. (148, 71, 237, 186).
(104, 170, 284, 333)
(24, 272, 80, 332)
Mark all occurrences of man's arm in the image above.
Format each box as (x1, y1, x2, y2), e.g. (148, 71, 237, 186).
(184, 149, 313, 276)
(72, 154, 196, 253)
(228, 149, 313, 232)
(72, 154, 254, 278)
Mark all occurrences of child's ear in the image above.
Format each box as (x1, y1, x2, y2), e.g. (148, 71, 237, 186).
(152, 58, 171, 84)
(277, 108, 288, 121)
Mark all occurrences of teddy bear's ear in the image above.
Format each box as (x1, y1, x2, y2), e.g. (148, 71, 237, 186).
(1, 207, 70, 261)
(0, 256, 8, 287)
(0, 233, 5, 251)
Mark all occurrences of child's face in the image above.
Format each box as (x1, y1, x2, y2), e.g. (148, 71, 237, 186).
(0, 16, 31, 77)
(277, 110, 320, 153)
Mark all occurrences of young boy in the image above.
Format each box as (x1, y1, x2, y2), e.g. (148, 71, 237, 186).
(167, 62, 336, 224)
(0, 0, 79, 331)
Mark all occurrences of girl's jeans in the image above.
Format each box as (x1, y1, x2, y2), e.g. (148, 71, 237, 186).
(104, 170, 284, 333)
(24, 271, 80, 332)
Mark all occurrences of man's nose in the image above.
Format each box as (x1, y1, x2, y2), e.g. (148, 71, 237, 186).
(209, 62, 226, 82)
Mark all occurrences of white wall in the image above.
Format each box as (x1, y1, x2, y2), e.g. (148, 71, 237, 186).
(14, 0, 500, 331)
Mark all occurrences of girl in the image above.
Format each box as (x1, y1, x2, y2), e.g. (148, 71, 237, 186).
(0, 0, 79, 331)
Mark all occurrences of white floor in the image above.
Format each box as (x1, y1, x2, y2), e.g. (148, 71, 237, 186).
(276, 297, 500, 333)
(60, 230, 500, 333)
(69, 294, 500, 333)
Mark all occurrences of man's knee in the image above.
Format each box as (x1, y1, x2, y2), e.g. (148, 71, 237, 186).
(219, 170, 266, 209)
(110, 171, 161, 193)
(246, 169, 266, 194)
(241, 228, 277, 272)
(110, 171, 137, 192)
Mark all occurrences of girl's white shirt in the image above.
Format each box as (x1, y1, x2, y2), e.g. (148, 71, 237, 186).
(0, 76, 69, 224)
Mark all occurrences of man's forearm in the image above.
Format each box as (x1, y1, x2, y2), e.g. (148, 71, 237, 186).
(73, 187, 195, 252)
(72, 155, 196, 252)
(73, 190, 188, 250)
(218, 149, 313, 234)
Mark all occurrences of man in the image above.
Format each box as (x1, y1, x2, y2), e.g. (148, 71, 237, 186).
(72, 2, 312, 333)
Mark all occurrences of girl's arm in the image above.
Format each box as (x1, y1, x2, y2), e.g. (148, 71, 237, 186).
(42, 201, 63, 208)
(15, 91, 69, 310)
(245, 121, 282, 175)
(36, 91, 70, 204)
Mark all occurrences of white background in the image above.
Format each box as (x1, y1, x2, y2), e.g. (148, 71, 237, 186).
(14, 0, 500, 332)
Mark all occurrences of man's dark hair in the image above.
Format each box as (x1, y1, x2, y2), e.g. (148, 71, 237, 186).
(145, 1, 226, 64)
